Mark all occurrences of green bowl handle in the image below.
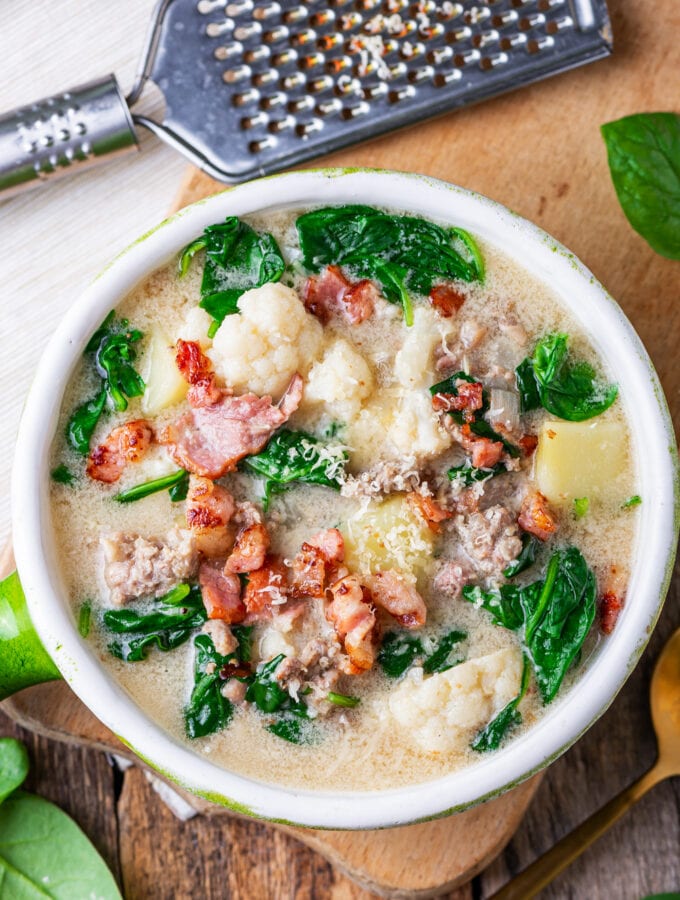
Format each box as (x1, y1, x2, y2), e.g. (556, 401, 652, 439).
(0, 571, 61, 700)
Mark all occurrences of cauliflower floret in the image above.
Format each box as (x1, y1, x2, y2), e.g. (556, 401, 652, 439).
(394, 306, 452, 390)
(303, 338, 374, 421)
(387, 390, 451, 457)
(388, 648, 523, 753)
(208, 283, 323, 398)
(177, 306, 214, 349)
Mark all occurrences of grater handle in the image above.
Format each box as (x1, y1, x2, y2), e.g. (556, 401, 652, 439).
(0, 75, 138, 198)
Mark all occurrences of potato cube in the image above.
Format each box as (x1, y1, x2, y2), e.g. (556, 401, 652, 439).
(343, 495, 434, 577)
(535, 418, 628, 505)
(141, 327, 188, 415)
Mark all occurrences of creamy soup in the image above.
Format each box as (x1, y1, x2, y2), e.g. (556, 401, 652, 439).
(50, 205, 639, 791)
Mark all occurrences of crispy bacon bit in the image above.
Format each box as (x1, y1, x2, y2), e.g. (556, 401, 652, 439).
(198, 560, 245, 624)
(518, 491, 558, 542)
(161, 373, 303, 479)
(432, 381, 484, 417)
(470, 438, 504, 469)
(87, 419, 154, 484)
(290, 543, 327, 598)
(407, 492, 453, 533)
(367, 570, 427, 628)
(303, 265, 376, 325)
(243, 555, 288, 618)
(599, 591, 624, 635)
(307, 528, 345, 566)
(225, 522, 270, 574)
(175, 339, 222, 407)
(186, 475, 235, 558)
(326, 574, 378, 673)
(220, 661, 252, 680)
(429, 284, 466, 317)
(519, 433, 539, 456)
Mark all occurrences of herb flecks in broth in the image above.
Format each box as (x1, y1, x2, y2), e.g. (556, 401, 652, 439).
(50, 204, 639, 790)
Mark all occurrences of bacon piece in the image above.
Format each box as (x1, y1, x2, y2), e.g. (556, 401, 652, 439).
(326, 574, 377, 673)
(185, 475, 235, 558)
(407, 492, 453, 533)
(432, 382, 484, 415)
(303, 265, 376, 325)
(519, 433, 538, 457)
(429, 284, 466, 317)
(198, 560, 245, 624)
(87, 419, 154, 484)
(367, 570, 427, 628)
(161, 373, 303, 479)
(175, 339, 222, 408)
(290, 543, 327, 599)
(599, 591, 624, 635)
(243, 555, 288, 619)
(470, 438, 504, 469)
(518, 490, 558, 541)
(307, 528, 345, 565)
(225, 523, 270, 574)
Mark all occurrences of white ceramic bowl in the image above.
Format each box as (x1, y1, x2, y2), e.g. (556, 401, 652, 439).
(10, 169, 678, 829)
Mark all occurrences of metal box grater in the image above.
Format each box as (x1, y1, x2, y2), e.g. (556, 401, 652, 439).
(0, 0, 612, 197)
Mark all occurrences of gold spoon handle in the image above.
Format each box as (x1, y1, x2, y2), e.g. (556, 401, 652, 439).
(488, 763, 668, 900)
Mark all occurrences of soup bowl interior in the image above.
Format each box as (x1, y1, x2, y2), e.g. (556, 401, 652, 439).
(12, 169, 678, 829)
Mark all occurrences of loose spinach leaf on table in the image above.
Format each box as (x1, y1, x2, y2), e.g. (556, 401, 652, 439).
(503, 533, 540, 579)
(296, 205, 484, 326)
(104, 584, 206, 661)
(179, 216, 285, 334)
(463, 547, 597, 703)
(66, 312, 145, 455)
(601, 112, 680, 260)
(241, 428, 348, 509)
(516, 333, 618, 422)
(472, 656, 530, 752)
(114, 468, 189, 503)
(0, 792, 122, 899)
(0, 737, 29, 804)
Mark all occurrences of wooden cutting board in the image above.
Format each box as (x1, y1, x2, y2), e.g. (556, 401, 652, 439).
(2, 0, 678, 894)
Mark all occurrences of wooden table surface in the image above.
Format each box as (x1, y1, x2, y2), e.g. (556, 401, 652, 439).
(2, 0, 680, 897)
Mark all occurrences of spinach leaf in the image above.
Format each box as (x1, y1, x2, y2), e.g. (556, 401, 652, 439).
(464, 547, 597, 703)
(573, 497, 589, 518)
(448, 459, 506, 486)
(168, 470, 191, 502)
(503, 534, 540, 579)
(66, 388, 107, 456)
(114, 468, 189, 503)
(66, 313, 145, 455)
(463, 583, 528, 631)
(104, 584, 206, 661)
(179, 216, 286, 331)
(185, 633, 236, 739)
(601, 112, 680, 260)
(327, 691, 361, 708)
(78, 601, 92, 637)
(517, 334, 618, 422)
(241, 429, 348, 508)
(296, 206, 483, 327)
(266, 699, 312, 744)
(0, 791, 122, 898)
(525, 547, 597, 703)
(378, 632, 423, 678)
(472, 656, 530, 752)
(0, 738, 29, 804)
(515, 357, 541, 413)
(422, 630, 467, 674)
(623, 494, 642, 509)
(50, 464, 75, 485)
(245, 654, 289, 713)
